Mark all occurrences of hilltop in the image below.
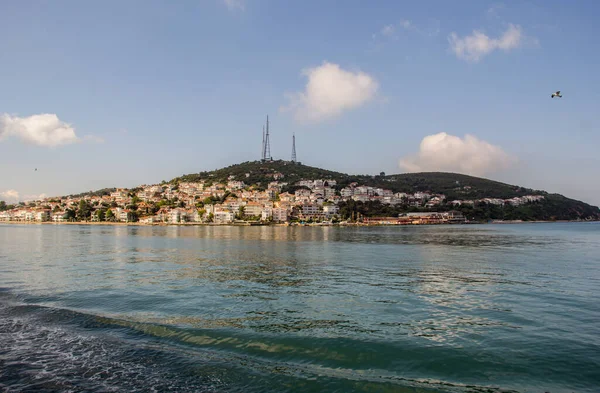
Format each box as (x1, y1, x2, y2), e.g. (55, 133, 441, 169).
(173, 160, 533, 198)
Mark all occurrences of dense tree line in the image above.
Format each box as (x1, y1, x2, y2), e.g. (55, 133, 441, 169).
(337, 197, 599, 222)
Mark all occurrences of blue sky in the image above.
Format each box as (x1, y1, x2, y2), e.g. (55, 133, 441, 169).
(1, 0, 599, 205)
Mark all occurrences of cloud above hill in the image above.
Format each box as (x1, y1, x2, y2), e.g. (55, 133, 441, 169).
(0, 113, 79, 147)
(448, 23, 524, 62)
(282, 62, 378, 123)
(399, 132, 516, 176)
(0, 189, 20, 203)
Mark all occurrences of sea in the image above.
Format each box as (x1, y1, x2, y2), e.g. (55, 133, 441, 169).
(0, 223, 599, 393)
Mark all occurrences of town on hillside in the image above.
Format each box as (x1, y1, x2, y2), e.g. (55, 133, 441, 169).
(0, 172, 546, 225)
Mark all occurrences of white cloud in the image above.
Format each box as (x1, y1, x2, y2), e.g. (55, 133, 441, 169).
(0, 113, 79, 147)
(448, 23, 524, 62)
(223, 0, 244, 11)
(381, 25, 395, 37)
(399, 19, 412, 30)
(281, 62, 378, 123)
(399, 132, 516, 177)
(371, 19, 438, 47)
(23, 193, 47, 202)
(0, 190, 20, 203)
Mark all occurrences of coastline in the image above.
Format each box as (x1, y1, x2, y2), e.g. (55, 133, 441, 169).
(0, 220, 594, 227)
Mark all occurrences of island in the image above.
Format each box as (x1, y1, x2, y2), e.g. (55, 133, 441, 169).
(1, 160, 599, 225)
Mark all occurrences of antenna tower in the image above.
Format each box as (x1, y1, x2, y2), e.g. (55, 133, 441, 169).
(291, 133, 297, 163)
(263, 115, 272, 161)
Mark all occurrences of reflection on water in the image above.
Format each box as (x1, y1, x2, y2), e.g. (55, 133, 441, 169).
(1, 223, 600, 392)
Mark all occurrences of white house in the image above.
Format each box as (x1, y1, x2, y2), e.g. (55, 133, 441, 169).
(214, 210, 235, 224)
(35, 210, 51, 222)
(244, 202, 263, 217)
(261, 207, 272, 221)
(322, 205, 339, 217)
(272, 207, 288, 222)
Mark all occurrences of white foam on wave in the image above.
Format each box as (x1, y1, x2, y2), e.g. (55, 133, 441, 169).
(0, 305, 224, 392)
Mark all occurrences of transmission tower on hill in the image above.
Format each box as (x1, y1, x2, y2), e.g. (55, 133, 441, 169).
(261, 115, 272, 162)
(291, 133, 297, 163)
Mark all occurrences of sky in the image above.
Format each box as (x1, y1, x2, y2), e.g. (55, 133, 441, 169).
(1, 0, 600, 205)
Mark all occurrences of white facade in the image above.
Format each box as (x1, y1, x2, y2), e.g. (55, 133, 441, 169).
(244, 203, 263, 217)
(302, 204, 320, 215)
(35, 210, 51, 222)
(322, 205, 339, 217)
(272, 208, 288, 222)
(261, 208, 272, 221)
(214, 210, 235, 223)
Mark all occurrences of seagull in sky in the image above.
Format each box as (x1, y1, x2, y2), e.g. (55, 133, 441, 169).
(551, 91, 562, 98)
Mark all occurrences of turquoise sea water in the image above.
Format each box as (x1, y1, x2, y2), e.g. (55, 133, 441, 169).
(0, 223, 599, 392)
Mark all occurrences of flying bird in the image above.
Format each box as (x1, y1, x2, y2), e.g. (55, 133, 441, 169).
(551, 91, 562, 98)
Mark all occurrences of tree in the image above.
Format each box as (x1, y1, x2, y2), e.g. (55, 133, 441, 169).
(76, 200, 92, 221)
(127, 211, 139, 222)
(380, 172, 385, 177)
(206, 213, 214, 223)
(236, 206, 245, 220)
(65, 208, 76, 222)
(95, 209, 106, 221)
(106, 209, 115, 221)
(0, 201, 6, 211)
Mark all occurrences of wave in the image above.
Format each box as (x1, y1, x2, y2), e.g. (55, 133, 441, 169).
(0, 291, 547, 393)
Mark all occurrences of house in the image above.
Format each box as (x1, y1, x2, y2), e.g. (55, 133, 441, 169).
(266, 188, 277, 200)
(214, 210, 235, 224)
(322, 205, 339, 217)
(444, 211, 466, 222)
(295, 189, 311, 198)
(340, 188, 354, 198)
(425, 197, 443, 208)
(352, 194, 370, 202)
(261, 207, 272, 221)
(272, 207, 288, 222)
(168, 209, 184, 223)
(278, 192, 295, 203)
(244, 202, 263, 217)
(52, 211, 68, 222)
(301, 203, 320, 216)
(110, 189, 129, 203)
(139, 216, 159, 224)
(227, 181, 246, 190)
(119, 209, 132, 222)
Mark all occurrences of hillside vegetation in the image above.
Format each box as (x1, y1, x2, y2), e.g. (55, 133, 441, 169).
(173, 160, 539, 198)
(171, 160, 600, 221)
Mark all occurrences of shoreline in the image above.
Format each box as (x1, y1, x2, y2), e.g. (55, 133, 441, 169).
(0, 220, 596, 227)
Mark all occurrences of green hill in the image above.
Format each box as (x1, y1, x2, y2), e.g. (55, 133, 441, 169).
(172, 160, 600, 221)
(173, 160, 539, 199)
